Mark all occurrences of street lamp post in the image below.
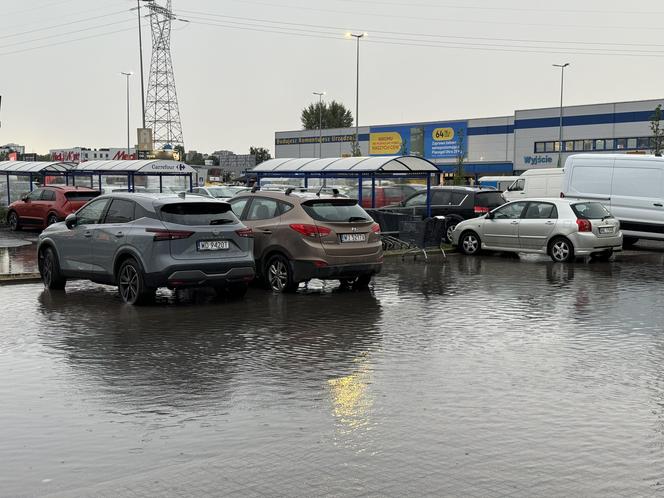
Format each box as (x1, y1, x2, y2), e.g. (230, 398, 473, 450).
(347, 32, 367, 153)
(121, 72, 133, 156)
(553, 63, 570, 168)
(313, 91, 325, 158)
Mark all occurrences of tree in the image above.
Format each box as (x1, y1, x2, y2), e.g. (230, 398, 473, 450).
(187, 151, 205, 166)
(651, 105, 664, 157)
(350, 139, 362, 157)
(452, 128, 466, 186)
(250, 146, 271, 165)
(0, 151, 6, 161)
(174, 145, 185, 161)
(301, 100, 353, 130)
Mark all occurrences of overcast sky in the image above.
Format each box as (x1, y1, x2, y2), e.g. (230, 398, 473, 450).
(1, 0, 663, 155)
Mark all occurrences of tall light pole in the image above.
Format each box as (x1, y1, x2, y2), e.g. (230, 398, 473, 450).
(121, 72, 133, 156)
(347, 32, 367, 153)
(553, 63, 570, 168)
(313, 91, 325, 158)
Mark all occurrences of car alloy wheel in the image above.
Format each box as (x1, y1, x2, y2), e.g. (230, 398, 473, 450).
(47, 214, 58, 226)
(8, 212, 19, 231)
(268, 259, 289, 292)
(550, 238, 573, 263)
(446, 224, 457, 243)
(461, 232, 480, 255)
(119, 263, 140, 304)
(39, 247, 66, 290)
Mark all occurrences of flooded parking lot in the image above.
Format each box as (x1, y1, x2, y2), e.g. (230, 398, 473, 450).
(2, 252, 664, 496)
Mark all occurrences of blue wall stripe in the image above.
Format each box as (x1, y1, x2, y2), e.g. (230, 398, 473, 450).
(437, 162, 513, 174)
(514, 110, 654, 130)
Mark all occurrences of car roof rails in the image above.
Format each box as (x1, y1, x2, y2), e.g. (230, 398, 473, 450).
(285, 187, 295, 196)
(250, 185, 260, 193)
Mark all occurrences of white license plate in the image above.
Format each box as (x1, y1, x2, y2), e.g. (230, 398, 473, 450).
(197, 240, 229, 251)
(599, 227, 613, 234)
(340, 233, 366, 243)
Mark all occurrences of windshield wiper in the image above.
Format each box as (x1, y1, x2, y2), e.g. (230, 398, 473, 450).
(348, 216, 369, 222)
(209, 219, 234, 225)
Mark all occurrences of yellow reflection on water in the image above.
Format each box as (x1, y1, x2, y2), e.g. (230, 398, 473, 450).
(327, 353, 373, 431)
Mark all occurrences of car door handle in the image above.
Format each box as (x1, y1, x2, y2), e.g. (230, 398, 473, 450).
(510, 221, 519, 225)
(545, 221, 555, 225)
(84, 231, 92, 238)
(654, 203, 663, 207)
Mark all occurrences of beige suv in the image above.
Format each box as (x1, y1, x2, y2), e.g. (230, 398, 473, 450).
(228, 189, 383, 292)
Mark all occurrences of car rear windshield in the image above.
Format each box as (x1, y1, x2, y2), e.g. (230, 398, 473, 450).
(159, 202, 238, 226)
(65, 191, 100, 201)
(474, 191, 505, 207)
(302, 199, 371, 222)
(571, 202, 612, 219)
(207, 187, 236, 198)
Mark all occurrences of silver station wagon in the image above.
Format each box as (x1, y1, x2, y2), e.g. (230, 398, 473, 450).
(37, 193, 255, 304)
(450, 198, 623, 262)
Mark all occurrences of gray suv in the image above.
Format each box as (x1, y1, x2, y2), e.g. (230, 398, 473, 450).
(37, 193, 255, 304)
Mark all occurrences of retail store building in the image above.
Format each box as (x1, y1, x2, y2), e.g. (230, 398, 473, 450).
(275, 98, 664, 177)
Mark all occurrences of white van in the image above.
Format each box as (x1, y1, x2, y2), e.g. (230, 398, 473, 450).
(477, 176, 521, 191)
(562, 154, 664, 244)
(502, 168, 564, 201)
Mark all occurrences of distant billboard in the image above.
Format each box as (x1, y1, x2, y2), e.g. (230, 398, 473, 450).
(370, 121, 467, 159)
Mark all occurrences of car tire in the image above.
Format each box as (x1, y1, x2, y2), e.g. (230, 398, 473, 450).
(444, 217, 462, 243)
(459, 231, 481, 256)
(266, 255, 298, 293)
(39, 246, 67, 290)
(623, 237, 639, 248)
(549, 237, 574, 263)
(46, 213, 59, 226)
(339, 274, 372, 290)
(117, 258, 155, 305)
(8, 211, 20, 231)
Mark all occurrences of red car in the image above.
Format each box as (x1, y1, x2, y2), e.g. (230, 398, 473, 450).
(7, 186, 100, 231)
(348, 185, 421, 208)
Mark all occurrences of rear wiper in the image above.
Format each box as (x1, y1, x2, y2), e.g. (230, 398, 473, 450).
(210, 219, 234, 225)
(348, 216, 369, 222)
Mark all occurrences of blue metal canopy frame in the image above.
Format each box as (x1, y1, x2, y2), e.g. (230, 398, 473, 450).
(250, 156, 439, 217)
(0, 161, 74, 205)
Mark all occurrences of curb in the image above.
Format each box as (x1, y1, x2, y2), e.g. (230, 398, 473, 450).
(0, 273, 41, 284)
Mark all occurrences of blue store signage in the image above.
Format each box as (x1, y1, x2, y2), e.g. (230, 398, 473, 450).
(424, 122, 468, 159)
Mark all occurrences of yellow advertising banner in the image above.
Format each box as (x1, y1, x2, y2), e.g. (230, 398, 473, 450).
(369, 132, 402, 155)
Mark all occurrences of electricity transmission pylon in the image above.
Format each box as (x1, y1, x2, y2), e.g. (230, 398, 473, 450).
(144, 0, 184, 152)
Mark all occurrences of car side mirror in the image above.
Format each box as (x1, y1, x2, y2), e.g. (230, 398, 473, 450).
(486, 211, 495, 219)
(65, 213, 77, 229)
(21, 194, 29, 202)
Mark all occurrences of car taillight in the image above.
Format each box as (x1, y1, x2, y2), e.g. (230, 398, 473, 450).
(474, 206, 490, 214)
(289, 224, 331, 238)
(370, 223, 381, 233)
(146, 228, 193, 241)
(235, 227, 253, 238)
(576, 218, 592, 232)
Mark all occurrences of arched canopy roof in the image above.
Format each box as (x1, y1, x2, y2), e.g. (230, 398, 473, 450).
(0, 161, 72, 173)
(251, 156, 438, 174)
(74, 160, 196, 174)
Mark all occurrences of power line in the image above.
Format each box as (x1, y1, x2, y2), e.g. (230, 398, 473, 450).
(4, 0, 80, 16)
(182, 14, 664, 57)
(213, 0, 664, 32)
(179, 9, 664, 49)
(0, 9, 131, 40)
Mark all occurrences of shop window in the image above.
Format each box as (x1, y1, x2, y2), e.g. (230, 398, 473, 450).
(545, 142, 554, 152)
(605, 139, 614, 150)
(554, 141, 561, 152)
(565, 141, 574, 152)
(637, 137, 651, 148)
(595, 139, 605, 150)
(627, 138, 637, 149)
(409, 127, 424, 157)
(583, 140, 593, 151)
(574, 140, 584, 151)
(535, 142, 545, 153)
(616, 138, 626, 149)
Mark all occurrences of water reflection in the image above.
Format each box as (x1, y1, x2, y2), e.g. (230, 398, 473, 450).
(36, 284, 383, 416)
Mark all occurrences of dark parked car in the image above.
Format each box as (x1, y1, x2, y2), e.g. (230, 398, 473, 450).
(384, 186, 506, 241)
(37, 193, 255, 304)
(7, 185, 99, 230)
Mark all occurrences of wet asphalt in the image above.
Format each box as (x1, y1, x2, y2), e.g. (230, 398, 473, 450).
(1, 239, 664, 496)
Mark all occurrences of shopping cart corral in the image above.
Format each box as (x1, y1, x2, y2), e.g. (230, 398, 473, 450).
(366, 209, 447, 259)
